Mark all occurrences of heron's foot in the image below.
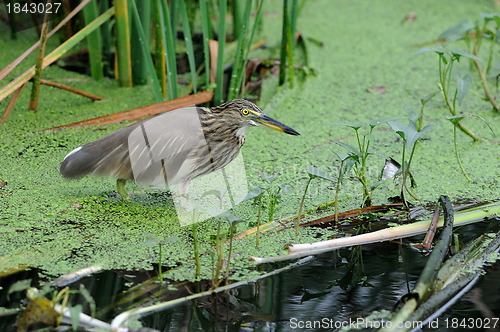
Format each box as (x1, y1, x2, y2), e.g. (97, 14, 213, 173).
(116, 179, 130, 201)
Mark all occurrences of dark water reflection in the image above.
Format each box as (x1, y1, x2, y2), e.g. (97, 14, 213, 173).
(1, 223, 499, 331)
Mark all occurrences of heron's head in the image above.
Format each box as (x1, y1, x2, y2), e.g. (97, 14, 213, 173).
(214, 99, 300, 136)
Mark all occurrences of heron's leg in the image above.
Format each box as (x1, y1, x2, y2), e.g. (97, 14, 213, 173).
(116, 179, 129, 201)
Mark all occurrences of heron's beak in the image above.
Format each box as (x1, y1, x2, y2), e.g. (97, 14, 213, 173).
(252, 113, 300, 136)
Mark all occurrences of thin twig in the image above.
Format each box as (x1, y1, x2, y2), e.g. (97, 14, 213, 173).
(1, 84, 26, 124)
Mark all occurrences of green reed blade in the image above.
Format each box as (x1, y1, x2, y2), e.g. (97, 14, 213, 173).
(114, 0, 132, 87)
(179, 0, 198, 93)
(83, 0, 104, 80)
(214, 0, 227, 104)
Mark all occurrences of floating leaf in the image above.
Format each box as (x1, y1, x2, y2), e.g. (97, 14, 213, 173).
(456, 73, 471, 105)
(306, 166, 336, 182)
(261, 175, 277, 183)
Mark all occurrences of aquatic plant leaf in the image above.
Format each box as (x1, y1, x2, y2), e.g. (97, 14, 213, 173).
(69, 304, 83, 331)
(456, 73, 471, 105)
(240, 187, 263, 202)
(328, 121, 363, 131)
(261, 175, 277, 183)
(17, 297, 58, 332)
(446, 115, 465, 126)
(421, 91, 439, 104)
(414, 45, 445, 56)
(388, 120, 432, 150)
(438, 20, 475, 41)
(7, 279, 31, 300)
(333, 140, 361, 156)
(306, 166, 335, 182)
(144, 233, 161, 246)
(368, 117, 405, 129)
(451, 48, 483, 62)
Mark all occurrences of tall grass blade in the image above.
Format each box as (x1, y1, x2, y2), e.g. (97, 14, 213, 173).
(153, 0, 167, 98)
(114, 0, 132, 87)
(200, 0, 211, 90)
(100, 0, 113, 76)
(83, 0, 104, 80)
(227, 0, 252, 100)
(239, 0, 264, 98)
(214, 0, 227, 104)
(179, 0, 198, 93)
(130, 0, 151, 85)
(279, 0, 289, 85)
(232, 0, 243, 39)
(130, 0, 163, 101)
(158, 0, 178, 99)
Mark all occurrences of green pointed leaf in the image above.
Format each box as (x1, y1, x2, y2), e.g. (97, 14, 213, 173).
(456, 73, 472, 105)
(240, 187, 263, 202)
(414, 45, 445, 56)
(327, 121, 363, 131)
(333, 140, 361, 156)
(69, 304, 83, 331)
(307, 166, 335, 182)
(438, 20, 475, 41)
(388, 121, 409, 141)
(262, 175, 277, 183)
(368, 117, 406, 128)
(421, 91, 439, 104)
(446, 115, 465, 126)
(451, 48, 483, 62)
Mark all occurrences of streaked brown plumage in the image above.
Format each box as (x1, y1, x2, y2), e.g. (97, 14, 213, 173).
(60, 99, 300, 199)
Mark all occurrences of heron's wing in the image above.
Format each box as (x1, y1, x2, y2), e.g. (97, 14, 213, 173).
(60, 106, 210, 187)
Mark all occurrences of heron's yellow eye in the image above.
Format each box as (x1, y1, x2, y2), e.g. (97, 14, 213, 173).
(242, 108, 250, 115)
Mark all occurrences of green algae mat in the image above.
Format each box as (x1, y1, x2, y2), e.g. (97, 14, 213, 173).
(1, 1, 500, 329)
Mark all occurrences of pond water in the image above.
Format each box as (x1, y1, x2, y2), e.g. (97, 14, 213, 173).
(1, 221, 498, 331)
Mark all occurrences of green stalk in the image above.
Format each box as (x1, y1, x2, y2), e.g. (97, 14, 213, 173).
(290, 0, 298, 47)
(179, 0, 198, 93)
(130, 0, 151, 85)
(158, 0, 178, 99)
(256, 195, 262, 248)
(238, 0, 264, 98)
(227, 0, 252, 100)
(170, 0, 178, 52)
(153, 0, 167, 98)
(296, 177, 312, 235)
(334, 159, 344, 223)
(83, 0, 104, 80)
(285, 6, 294, 88)
(200, 0, 211, 90)
(192, 223, 200, 279)
(129, 0, 163, 101)
(232, 0, 243, 39)
(158, 243, 163, 283)
(453, 125, 471, 182)
(214, 0, 227, 104)
(225, 221, 234, 286)
(114, 0, 132, 87)
(29, 4, 51, 111)
(100, 0, 113, 77)
(279, 0, 289, 85)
